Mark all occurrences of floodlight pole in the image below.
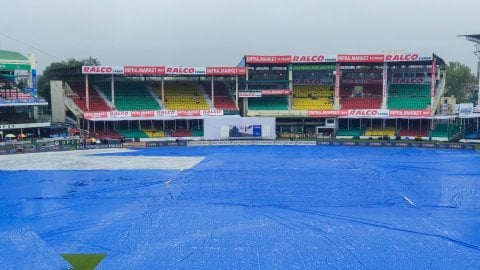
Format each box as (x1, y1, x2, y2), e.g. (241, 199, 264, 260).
(475, 44, 480, 107)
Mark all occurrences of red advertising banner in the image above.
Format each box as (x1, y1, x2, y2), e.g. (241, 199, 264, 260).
(83, 111, 109, 119)
(206, 67, 246, 76)
(337, 54, 384, 63)
(260, 89, 291, 95)
(389, 110, 431, 117)
(124, 66, 165, 75)
(177, 110, 202, 117)
(341, 79, 383, 85)
(165, 67, 206, 75)
(131, 110, 156, 117)
(308, 110, 348, 117)
(82, 66, 124, 74)
(245, 55, 292, 64)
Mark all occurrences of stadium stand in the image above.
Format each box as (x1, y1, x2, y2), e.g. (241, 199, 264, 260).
(202, 81, 237, 110)
(143, 129, 165, 138)
(341, 97, 382, 109)
(117, 129, 149, 139)
(292, 85, 334, 110)
(248, 97, 288, 110)
(397, 129, 429, 137)
(429, 123, 460, 138)
(336, 129, 363, 137)
(96, 81, 161, 111)
(161, 81, 209, 110)
(68, 81, 113, 112)
(89, 129, 122, 140)
(387, 84, 430, 110)
(364, 127, 396, 137)
(340, 85, 382, 109)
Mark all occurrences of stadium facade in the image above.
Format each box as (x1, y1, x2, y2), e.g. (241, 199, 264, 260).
(0, 50, 50, 141)
(46, 51, 479, 142)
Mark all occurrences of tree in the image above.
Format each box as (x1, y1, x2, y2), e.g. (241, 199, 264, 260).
(37, 57, 101, 109)
(445, 61, 476, 103)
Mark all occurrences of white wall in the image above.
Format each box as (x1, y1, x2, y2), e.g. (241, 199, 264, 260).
(204, 116, 276, 140)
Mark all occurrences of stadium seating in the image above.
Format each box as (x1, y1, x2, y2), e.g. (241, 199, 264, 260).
(364, 127, 396, 137)
(336, 129, 363, 136)
(429, 123, 460, 138)
(397, 129, 429, 137)
(89, 129, 122, 140)
(340, 97, 382, 109)
(68, 81, 113, 112)
(117, 129, 149, 139)
(157, 81, 209, 110)
(202, 81, 237, 110)
(248, 97, 288, 110)
(292, 85, 334, 110)
(387, 84, 430, 110)
(96, 81, 161, 111)
(143, 129, 165, 138)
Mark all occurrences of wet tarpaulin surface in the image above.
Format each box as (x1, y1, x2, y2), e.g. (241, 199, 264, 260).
(1, 146, 480, 269)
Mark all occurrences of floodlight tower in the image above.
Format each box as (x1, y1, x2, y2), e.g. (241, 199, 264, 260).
(460, 34, 480, 107)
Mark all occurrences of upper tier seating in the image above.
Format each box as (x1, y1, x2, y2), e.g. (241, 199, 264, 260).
(96, 81, 161, 111)
(292, 85, 333, 110)
(341, 97, 382, 109)
(68, 81, 113, 112)
(248, 97, 288, 110)
(157, 81, 209, 110)
(387, 84, 430, 110)
(202, 81, 237, 110)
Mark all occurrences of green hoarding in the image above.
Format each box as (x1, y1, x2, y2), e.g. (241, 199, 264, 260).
(0, 63, 31, 71)
(292, 65, 336, 71)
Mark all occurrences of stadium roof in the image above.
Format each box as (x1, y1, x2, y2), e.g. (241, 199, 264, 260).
(0, 50, 28, 63)
(459, 34, 480, 44)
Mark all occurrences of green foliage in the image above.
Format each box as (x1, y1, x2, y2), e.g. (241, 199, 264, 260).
(445, 61, 476, 103)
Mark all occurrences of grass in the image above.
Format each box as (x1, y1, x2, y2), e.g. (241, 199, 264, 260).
(61, 254, 106, 270)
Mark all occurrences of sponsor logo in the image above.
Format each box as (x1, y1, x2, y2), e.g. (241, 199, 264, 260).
(124, 66, 165, 75)
(261, 89, 291, 95)
(165, 67, 206, 75)
(82, 66, 123, 74)
(131, 110, 155, 117)
(109, 111, 131, 117)
(239, 92, 262, 98)
(392, 78, 425, 84)
(206, 67, 246, 75)
(292, 55, 325, 63)
(337, 54, 384, 63)
(389, 110, 431, 117)
(385, 53, 419, 62)
(245, 55, 291, 64)
(348, 109, 389, 117)
(202, 109, 223, 116)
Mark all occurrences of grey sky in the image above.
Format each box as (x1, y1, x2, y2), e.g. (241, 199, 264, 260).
(0, 0, 479, 73)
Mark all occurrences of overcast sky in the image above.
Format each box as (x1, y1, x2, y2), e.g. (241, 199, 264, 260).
(0, 0, 479, 73)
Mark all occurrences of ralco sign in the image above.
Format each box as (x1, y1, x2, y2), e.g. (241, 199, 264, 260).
(82, 66, 124, 74)
(292, 55, 325, 63)
(385, 53, 419, 62)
